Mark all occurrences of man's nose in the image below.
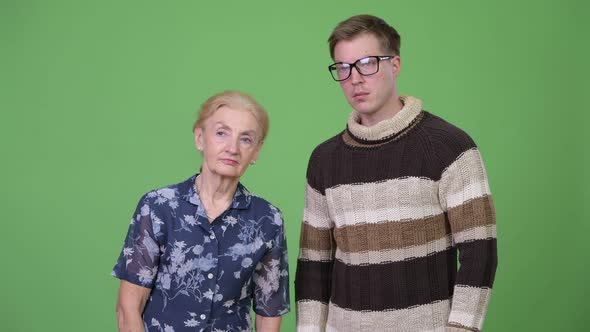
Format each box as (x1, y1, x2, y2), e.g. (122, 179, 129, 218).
(350, 66, 364, 84)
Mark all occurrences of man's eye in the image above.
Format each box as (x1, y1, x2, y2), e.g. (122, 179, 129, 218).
(339, 65, 350, 71)
(216, 131, 226, 136)
(358, 58, 373, 66)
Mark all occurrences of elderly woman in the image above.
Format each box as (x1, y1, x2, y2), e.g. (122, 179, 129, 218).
(112, 91, 289, 332)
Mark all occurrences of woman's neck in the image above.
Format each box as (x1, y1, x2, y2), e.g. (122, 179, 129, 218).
(198, 171, 238, 200)
(196, 169, 238, 221)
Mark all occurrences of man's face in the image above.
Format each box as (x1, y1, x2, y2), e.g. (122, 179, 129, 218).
(333, 33, 401, 122)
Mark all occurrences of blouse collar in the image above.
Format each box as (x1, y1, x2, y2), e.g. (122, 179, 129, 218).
(182, 174, 252, 213)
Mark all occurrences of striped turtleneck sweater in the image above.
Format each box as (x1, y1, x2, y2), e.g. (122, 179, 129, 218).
(295, 96, 497, 332)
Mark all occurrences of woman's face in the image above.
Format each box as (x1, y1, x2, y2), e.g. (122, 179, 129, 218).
(195, 106, 262, 180)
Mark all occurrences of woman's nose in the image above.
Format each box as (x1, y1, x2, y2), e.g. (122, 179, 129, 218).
(226, 138, 239, 154)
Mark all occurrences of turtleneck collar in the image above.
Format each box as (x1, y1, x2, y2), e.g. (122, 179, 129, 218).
(346, 95, 423, 143)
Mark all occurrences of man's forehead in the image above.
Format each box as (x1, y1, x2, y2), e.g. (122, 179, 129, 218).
(333, 34, 383, 62)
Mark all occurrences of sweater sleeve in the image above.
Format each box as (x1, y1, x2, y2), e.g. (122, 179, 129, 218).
(295, 148, 336, 332)
(439, 147, 498, 332)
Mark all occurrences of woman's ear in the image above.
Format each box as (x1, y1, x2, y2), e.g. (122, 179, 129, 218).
(194, 127, 204, 152)
(250, 140, 263, 164)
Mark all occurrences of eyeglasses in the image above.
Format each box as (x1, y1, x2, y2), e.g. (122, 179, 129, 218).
(328, 55, 395, 81)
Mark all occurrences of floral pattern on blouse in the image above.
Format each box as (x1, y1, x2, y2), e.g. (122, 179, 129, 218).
(112, 174, 290, 332)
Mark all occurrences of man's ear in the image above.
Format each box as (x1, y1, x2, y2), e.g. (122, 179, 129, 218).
(392, 55, 401, 78)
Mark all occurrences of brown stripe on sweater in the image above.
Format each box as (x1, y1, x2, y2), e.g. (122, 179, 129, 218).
(448, 196, 496, 234)
(314, 112, 478, 189)
(330, 249, 456, 311)
(299, 223, 334, 251)
(342, 130, 368, 148)
(333, 213, 450, 253)
(295, 260, 334, 304)
(335, 236, 452, 265)
(455, 239, 498, 288)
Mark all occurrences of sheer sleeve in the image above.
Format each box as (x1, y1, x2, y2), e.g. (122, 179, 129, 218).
(252, 209, 290, 317)
(112, 195, 162, 288)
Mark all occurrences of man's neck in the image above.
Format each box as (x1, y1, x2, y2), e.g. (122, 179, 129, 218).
(358, 95, 404, 127)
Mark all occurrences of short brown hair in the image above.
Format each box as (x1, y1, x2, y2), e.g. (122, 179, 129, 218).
(328, 14, 401, 59)
(192, 90, 269, 144)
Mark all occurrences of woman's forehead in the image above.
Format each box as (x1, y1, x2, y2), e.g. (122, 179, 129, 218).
(208, 106, 260, 133)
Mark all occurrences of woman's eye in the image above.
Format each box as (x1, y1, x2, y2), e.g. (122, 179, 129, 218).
(240, 137, 253, 144)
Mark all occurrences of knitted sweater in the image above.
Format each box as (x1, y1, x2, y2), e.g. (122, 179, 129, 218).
(295, 96, 497, 332)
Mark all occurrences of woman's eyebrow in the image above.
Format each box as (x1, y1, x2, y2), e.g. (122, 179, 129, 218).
(212, 122, 230, 129)
(240, 130, 256, 136)
(212, 122, 257, 136)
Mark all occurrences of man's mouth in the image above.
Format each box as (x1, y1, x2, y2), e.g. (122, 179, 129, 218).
(353, 91, 369, 99)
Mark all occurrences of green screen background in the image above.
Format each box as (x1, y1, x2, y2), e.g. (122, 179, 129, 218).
(1, 0, 587, 331)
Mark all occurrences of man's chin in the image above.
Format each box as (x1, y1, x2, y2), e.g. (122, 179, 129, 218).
(352, 105, 375, 115)
(348, 99, 371, 112)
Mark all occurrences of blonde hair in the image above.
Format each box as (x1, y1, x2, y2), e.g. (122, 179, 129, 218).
(328, 14, 401, 60)
(192, 90, 269, 143)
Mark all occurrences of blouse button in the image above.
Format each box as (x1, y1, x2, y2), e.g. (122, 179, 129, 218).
(200, 314, 206, 320)
(208, 273, 214, 279)
(209, 233, 215, 240)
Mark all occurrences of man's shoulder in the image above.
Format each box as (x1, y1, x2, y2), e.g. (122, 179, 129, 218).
(421, 112, 477, 150)
(309, 131, 344, 158)
(419, 112, 484, 171)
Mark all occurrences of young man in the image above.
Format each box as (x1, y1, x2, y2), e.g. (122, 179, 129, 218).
(295, 15, 497, 332)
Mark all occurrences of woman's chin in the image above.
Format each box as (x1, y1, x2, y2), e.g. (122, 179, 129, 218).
(210, 165, 245, 179)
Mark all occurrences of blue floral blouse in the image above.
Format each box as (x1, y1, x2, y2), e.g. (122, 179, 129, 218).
(112, 174, 290, 332)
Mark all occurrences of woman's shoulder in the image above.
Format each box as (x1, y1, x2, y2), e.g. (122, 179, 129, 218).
(138, 175, 195, 210)
(239, 185, 284, 226)
(249, 194, 281, 213)
(240, 186, 280, 210)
